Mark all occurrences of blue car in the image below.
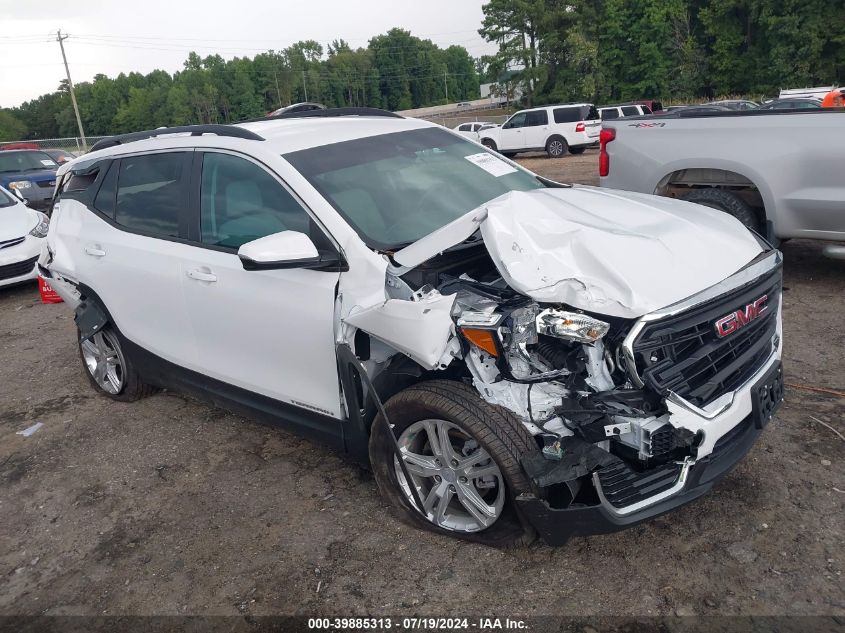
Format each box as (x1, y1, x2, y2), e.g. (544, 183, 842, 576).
(0, 150, 59, 211)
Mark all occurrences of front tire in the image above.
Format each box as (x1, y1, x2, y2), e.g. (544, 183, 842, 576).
(546, 136, 568, 158)
(682, 188, 762, 232)
(481, 138, 498, 153)
(78, 326, 156, 402)
(369, 380, 537, 547)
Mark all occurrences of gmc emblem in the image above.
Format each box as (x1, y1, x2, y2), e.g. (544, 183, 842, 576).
(715, 295, 768, 338)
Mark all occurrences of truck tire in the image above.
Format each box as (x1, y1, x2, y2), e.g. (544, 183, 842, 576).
(369, 380, 537, 548)
(546, 136, 568, 158)
(682, 188, 761, 232)
(77, 326, 157, 402)
(481, 138, 498, 152)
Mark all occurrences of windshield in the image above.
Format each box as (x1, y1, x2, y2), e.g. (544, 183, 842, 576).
(0, 151, 58, 174)
(284, 127, 544, 249)
(0, 187, 16, 208)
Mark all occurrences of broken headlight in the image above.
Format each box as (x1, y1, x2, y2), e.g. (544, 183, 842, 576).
(536, 308, 609, 344)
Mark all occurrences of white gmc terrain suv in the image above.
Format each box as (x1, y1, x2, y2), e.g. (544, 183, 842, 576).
(42, 108, 784, 546)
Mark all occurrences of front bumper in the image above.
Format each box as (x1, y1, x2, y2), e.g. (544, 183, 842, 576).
(0, 236, 42, 288)
(519, 354, 782, 545)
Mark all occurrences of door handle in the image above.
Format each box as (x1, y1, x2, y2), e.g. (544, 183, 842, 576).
(84, 246, 106, 257)
(186, 269, 217, 283)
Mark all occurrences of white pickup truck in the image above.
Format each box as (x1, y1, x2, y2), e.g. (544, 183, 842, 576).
(599, 110, 845, 247)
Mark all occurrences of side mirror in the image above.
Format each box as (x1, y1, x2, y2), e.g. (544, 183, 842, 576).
(237, 231, 345, 271)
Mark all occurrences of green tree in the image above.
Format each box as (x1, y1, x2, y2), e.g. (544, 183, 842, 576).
(0, 110, 27, 140)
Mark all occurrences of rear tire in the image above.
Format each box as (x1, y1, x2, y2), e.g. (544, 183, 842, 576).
(369, 380, 537, 547)
(77, 326, 156, 402)
(682, 188, 762, 232)
(546, 136, 568, 158)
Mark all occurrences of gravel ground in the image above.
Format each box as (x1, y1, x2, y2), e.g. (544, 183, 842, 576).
(0, 150, 843, 618)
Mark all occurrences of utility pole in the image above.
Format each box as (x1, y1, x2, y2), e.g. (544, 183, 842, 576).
(302, 70, 308, 101)
(444, 71, 449, 103)
(56, 30, 87, 151)
(273, 71, 282, 107)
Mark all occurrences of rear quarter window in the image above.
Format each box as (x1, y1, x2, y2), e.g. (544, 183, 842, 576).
(553, 108, 580, 123)
(584, 105, 600, 120)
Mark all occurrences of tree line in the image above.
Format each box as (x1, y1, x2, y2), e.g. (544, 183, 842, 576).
(2, 1, 843, 141)
(479, 0, 844, 106)
(0, 29, 479, 140)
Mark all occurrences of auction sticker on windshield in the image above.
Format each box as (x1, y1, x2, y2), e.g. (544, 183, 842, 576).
(464, 152, 517, 177)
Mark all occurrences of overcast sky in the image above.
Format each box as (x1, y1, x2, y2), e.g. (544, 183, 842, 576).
(0, 0, 497, 108)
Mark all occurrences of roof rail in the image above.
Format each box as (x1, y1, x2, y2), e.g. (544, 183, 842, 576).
(260, 107, 403, 122)
(89, 124, 265, 152)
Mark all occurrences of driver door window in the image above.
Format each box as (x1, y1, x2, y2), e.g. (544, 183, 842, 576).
(200, 152, 317, 249)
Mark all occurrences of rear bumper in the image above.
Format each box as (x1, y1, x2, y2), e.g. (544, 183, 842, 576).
(572, 140, 599, 149)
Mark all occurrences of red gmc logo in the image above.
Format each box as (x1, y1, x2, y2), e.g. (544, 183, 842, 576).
(715, 295, 768, 338)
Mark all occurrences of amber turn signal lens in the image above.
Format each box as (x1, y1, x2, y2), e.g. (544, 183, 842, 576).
(460, 328, 498, 357)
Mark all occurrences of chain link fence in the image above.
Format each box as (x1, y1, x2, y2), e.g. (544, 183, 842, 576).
(0, 136, 111, 156)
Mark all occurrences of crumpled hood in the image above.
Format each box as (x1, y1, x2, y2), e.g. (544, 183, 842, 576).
(394, 186, 763, 318)
(0, 202, 37, 242)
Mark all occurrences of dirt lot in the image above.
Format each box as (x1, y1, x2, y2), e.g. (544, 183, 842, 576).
(1, 150, 843, 619)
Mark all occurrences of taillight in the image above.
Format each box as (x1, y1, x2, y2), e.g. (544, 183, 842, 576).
(599, 128, 615, 177)
(575, 122, 586, 133)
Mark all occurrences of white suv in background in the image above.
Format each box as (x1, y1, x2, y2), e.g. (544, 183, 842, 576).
(598, 104, 653, 120)
(42, 109, 783, 547)
(478, 103, 600, 158)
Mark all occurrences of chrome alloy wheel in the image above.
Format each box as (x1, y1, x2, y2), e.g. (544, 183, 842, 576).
(80, 330, 126, 395)
(548, 139, 565, 156)
(394, 419, 505, 533)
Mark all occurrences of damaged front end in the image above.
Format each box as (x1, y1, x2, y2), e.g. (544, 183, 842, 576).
(344, 188, 784, 544)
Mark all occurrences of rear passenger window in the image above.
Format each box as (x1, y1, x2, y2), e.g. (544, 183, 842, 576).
(553, 107, 579, 123)
(200, 152, 319, 250)
(621, 106, 640, 116)
(601, 109, 619, 120)
(94, 161, 117, 218)
(115, 153, 186, 238)
(526, 110, 548, 126)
